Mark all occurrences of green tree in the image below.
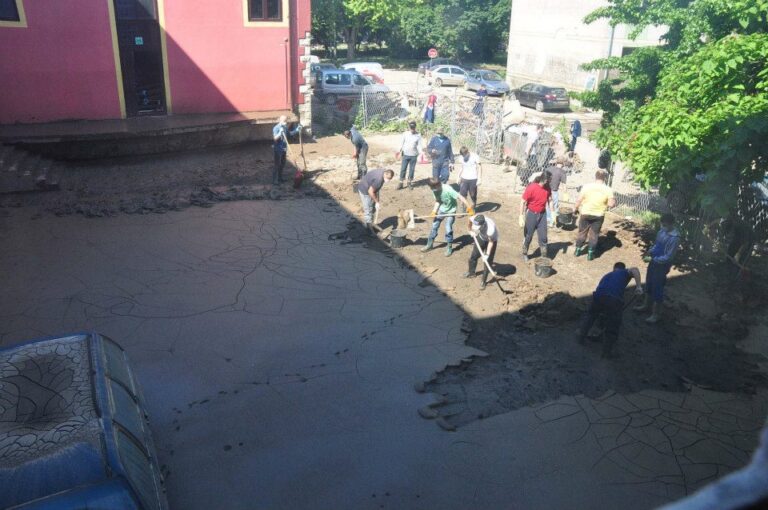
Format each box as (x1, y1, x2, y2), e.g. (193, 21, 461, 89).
(580, 0, 768, 212)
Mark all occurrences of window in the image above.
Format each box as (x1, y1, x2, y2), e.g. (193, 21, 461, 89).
(0, 0, 19, 22)
(452, 68, 465, 75)
(249, 0, 281, 21)
(353, 75, 369, 86)
(437, 68, 450, 75)
(521, 84, 533, 92)
(338, 74, 351, 85)
(325, 73, 340, 85)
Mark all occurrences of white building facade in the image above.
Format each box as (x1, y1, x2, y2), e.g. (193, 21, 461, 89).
(506, 0, 666, 91)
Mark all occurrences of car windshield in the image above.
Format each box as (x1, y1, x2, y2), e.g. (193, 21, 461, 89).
(481, 72, 502, 81)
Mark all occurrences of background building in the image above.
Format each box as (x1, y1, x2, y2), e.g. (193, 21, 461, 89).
(0, 0, 312, 125)
(505, 0, 665, 91)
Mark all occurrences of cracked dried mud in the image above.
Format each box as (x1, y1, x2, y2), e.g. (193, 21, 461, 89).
(1, 136, 767, 509)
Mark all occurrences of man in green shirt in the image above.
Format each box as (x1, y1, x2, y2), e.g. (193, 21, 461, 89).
(421, 178, 473, 256)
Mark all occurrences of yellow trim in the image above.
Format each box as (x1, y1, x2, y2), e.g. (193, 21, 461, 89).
(0, 0, 27, 28)
(243, 0, 289, 28)
(106, 0, 127, 118)
(157, 0, 172, 113)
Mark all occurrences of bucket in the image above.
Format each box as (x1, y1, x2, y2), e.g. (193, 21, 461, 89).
(390, 229, 407, 248)
(533, 257, 553, 278)
(557, 207, 575, 227)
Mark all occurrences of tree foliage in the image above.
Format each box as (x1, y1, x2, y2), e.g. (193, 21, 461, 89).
(311, 0, 510, 61)
(581, 0, 768, 213)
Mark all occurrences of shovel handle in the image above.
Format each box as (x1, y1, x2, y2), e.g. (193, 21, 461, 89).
(472, 235, 498, 278)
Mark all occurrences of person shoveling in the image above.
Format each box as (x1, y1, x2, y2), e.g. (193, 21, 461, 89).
(418, 178, 473, 256)
(464, 214, 502, 291)
(356, 168, 394, 233)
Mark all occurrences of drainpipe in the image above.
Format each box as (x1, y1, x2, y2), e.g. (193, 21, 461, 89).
(284, 37, 291, 109)
(603, 24, 616, 83)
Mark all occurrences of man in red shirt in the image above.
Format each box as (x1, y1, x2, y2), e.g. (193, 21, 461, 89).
(519, 172, 552, 261)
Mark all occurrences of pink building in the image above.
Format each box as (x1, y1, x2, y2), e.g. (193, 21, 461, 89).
(0, 0, 312, 125)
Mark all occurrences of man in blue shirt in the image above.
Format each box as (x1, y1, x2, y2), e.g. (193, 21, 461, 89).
(344, 127, 368, 180)
(272, 115, 302, 185)
(634, 213, 681, 323)
(426, 129, 454, 183)
(569, 119, 582, 153)
(578, 261, 643, 358)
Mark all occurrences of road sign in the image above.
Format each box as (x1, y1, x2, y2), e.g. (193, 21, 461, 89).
(428, 48, 438, 59)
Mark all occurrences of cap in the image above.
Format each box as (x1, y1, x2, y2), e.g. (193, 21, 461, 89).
(472, 214, 485, 226)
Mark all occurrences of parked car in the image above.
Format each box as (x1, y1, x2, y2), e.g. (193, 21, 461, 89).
(427, 65, 468, 87)
(309, 63, 337, 87)
(0, 332, 169, 510)
(313, 68, 389, 104)
(513, 83, 570, 112)
(464, 70, 510, 95)
(341, 62, 384, 83)
(310, 62, 336, 73)
(417, 58, 462, 75)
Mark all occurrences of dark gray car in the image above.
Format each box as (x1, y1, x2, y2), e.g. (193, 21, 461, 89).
(514, 83, 570, 112)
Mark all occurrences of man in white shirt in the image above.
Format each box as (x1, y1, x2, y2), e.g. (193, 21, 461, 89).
(456, 146, 482, 208)
(398, 121, 422, 190)
(464, 214, 498, 290)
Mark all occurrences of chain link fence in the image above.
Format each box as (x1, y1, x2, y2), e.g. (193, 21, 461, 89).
(310, 84, 505, 162)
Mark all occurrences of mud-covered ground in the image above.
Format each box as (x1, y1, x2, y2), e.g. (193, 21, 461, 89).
(3, 133, 766, 433)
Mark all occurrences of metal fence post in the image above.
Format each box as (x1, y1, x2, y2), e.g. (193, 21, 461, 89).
(361, 88, 367, 129)
(451, 88, 457, 140)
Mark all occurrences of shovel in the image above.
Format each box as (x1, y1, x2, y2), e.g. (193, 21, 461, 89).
(404, 209, 473, 229)
(471, 234, 510, 294)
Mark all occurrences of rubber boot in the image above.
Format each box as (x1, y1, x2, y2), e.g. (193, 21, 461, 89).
(574, 245, 585, 257)
(445, 242, 453, 257)
(540, 243, 549, 259)
(645, 303, 661, 323)
(421, 238, 434, 252)
(397, 181, 404, 190)
(464, 260, 477, 278)
(587, 248, 595, 261)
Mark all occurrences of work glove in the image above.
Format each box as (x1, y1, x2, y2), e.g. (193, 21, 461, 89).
(518, 215, 525, 228)
(467, 206, 475, 215)
(643, 255, 652, 263)
(635, 285, 644, 295)
(430, 210, 437, 219)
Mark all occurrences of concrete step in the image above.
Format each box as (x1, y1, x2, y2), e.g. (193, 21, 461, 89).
(0, 144, 61, 194)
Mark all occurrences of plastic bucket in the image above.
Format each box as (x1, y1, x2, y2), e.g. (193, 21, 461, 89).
(557, 207, 574, 227)
(533, 257, 553, 278)
(390, 229, 407, 248)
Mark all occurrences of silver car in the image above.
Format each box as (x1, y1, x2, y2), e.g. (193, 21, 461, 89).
(464, 70, 510, 95)
(427, 65, 467, 87)
(314, 69, 389, 104)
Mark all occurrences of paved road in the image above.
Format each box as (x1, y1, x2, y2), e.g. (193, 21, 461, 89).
(1, 199, 766, 509)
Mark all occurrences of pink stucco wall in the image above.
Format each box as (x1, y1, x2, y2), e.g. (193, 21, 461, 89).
(0, 2, 122, 124)
(0, 1, 311, 124)
(164, 0, 311, 114)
